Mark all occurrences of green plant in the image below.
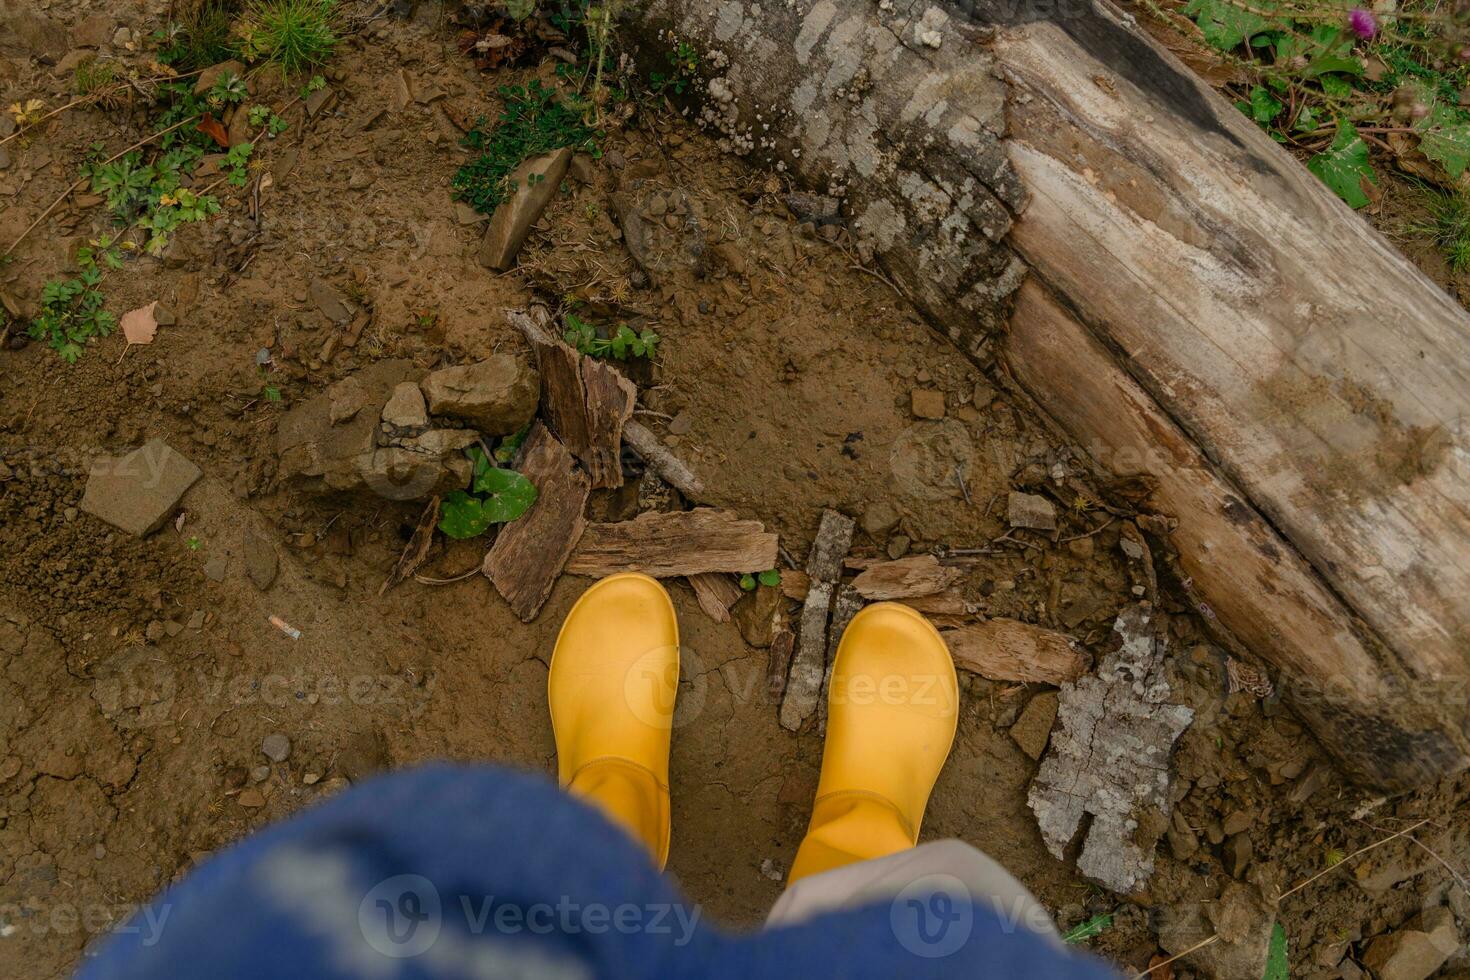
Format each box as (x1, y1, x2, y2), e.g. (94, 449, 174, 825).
(1175, 0, 1470, 207)
(1061, 912, 1113, 945)
(1409, 185, 1470, 269)
(224, 141, 255, 186)
(563, 312, 659, 360)
(1262, 922, 1288, 979)
(236, 0, 338, 75)
(493, 422, 531, 463)
(27, 239, 121, 362)
(74, 59, 121, 106)
(248, 104, 290, 136)
(453, 81, 599, 215)
(155, 1, 237, 69)
(739, 570, 782, 591)
(649, 40, 698, 95)
(82, 145, 223, 255)
(439, 448, 538, 538)
(300, 73, 326, 97)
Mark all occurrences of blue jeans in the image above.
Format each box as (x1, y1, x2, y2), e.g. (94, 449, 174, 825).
(78, 764, 1117, 978)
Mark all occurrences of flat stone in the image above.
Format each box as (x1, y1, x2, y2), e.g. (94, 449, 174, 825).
(454, 202, 486, 226)
(1007, 491, 1057, 532)
(70, 14, 111, 48)
(243, 528, 278, 591)
(203, 555, 228, 582)
(420, 355, 538, 434)
(1009, 691, 1059, 761)
(1363, 907, 1459, 980)
(261, 733, 291, 763)
(733, 584, 783, 649)
(861, 500, 900, 537)
(79, 439, 201, 537)
(193, 60, 247, 96)
(308, 280, 351, 323)
(381, 382, 429, 430)
(237, 788, 266, 808)
(783, 192, 841, 226)
(478, 147, 573, 271)
(910, 388, 946, 419)
(304, 84, 336, 117)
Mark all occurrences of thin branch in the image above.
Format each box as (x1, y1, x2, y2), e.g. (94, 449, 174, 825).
(1276, 818, 1431, 903)
(1132, 935, 1220, 978)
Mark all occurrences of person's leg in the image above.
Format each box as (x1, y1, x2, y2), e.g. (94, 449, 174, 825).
(548, 572, 680, 868)
(770, 602, 1058, 941)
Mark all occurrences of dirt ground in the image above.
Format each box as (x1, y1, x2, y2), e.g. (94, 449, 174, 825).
(1, 3, 1468, 979)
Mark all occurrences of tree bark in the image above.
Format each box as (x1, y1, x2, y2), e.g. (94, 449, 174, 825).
(625, 0, 1470, 787)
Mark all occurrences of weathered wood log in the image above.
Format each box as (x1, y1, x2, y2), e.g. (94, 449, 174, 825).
(622, 419, 705, 501)
(626, 0, 1470, 786)
(942, 618, 1089, 685)
(851, 555, 962, 600)
(566, 508, 779, 578)
(781, 509, 856, 731)
(482, 424, 589, 621)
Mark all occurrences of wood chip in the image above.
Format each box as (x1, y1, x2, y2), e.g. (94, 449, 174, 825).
(379, 495, 439, 596)
(1029, 604, 1194, 892)
(941, 618, 1089, 685)
(566, 508, 778, 578)
(780, 509, 856, 731)
(623, 419, 704, 501)
(766, 626, 796, 702)
(851, 555, 962, 600)
(482, 423, 590, 621)
(781, 568, 809, 601)
(687, 572, 743, 623)
(509, 307, 634, 489)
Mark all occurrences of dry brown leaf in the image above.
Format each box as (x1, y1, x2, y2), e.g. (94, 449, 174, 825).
(120, 301, 159, 345)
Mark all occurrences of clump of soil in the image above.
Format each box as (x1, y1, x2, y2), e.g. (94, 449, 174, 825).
(0, 4, 1467, 979)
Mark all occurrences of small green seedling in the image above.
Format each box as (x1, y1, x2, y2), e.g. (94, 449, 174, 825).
(563, 313, 659, 361)
(739, 570, 782, 591)
(224, 142, 255, 186)
(439, 447, 538, 539)
(1061, 912, 1112, 945)
(188, 536, 202, 550)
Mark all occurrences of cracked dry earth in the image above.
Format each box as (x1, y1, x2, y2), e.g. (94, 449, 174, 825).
(2, 4, 1470, 979)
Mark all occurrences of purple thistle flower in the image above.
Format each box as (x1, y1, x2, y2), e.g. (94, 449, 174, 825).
(1348, 7, 1378, 40)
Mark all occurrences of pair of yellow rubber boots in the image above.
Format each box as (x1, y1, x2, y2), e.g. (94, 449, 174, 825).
(549, 573, 959, 885)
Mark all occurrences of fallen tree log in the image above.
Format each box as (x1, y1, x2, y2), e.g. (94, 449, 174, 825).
(626, 0, 1470, 787)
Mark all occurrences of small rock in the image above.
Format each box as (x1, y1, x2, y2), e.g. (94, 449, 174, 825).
(303, 772, 321, 785)
(568, 154, 595, 184)
(70, 14, 111, 48)
(381, 382, 429, 430)
(733, 585, 783, 649)
(1222, 808, 1254, 836)
(1159, 881, 1273, 979)
(479, 148, 574, 270)
(261, 733, 291, 762)
(308, 280, 352, 323)
(348, 171, 373, 190)
(454, 202, 486, 226)
(861, 500, 901, 538)
(164, 619, 185, 637)
(759, 858, 785, 882)
(304, 84, 336, 117)
(1008, 691, 1059, 761)
(112, 26, 133, 48)
(1167, 812, 1199, 860)
(1223, 831, 1254, 877)
(319, 776, 352, 795)
(420, 356, 539, 434)
(783, 192, 841, 227)
(1067, 536, 1095, 559)
(1363, 907, 1459, 980)
(910, 388, 946, 420)
(193, 60, 247, 96)
(223, 766, 248, 789)
(237, 788, 266, 808)
(667, 411, 693, 436)
(1007, 491, 1057, 532)
(249, 765, 270, 783)
(144, 621, 166, 643)
(244, 527, 278, 590)
(886, 534, 911, 560)
(187, 610, 205, 630)
(79, 439, 202, 537)
(972, 380, 998, 408)
(203, 554, 228, 582)
(337, 728, 390, 782)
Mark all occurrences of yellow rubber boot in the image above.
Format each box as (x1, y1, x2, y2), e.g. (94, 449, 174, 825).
(788, 602, 959, 885)
(549, 573, 680, 869)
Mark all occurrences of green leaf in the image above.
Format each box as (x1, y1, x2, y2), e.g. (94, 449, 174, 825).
(1262, 922, 1288, 980)
(439, 490, 493, 539)
(757, 569, 782, 587)
(1062, 912, 1113, 944)
(1250, 86, 1284, 124)
(470, 466, 538, 522)
(1416, 105, 1470, 179)
(739, 573, 757, 591)
(1307, 120, 1376, 208)
(1184, 0, 1268, 50)
(1320, 74, 1352, 99)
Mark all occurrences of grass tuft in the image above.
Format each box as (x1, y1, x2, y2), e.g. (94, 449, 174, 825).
(236, 0, 337, 75)
(452, 81, 598, 215)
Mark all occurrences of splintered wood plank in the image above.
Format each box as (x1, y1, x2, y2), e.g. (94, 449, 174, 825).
(580, 358, 636, 489)
(780, 509, 857, 731)
(482, 423, 590, 622)
(1029, 605, 1193, 893)
(623, 419, 704, 500)
(941, 618, 1089, 685)
(566, 508, 778, 578)
(687, 572, 743, 623)
(851, 555, 962, 600)
(509, 307, 633, 489)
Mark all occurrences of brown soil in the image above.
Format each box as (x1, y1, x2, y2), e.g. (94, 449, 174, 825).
(1, 4, 1467, 979)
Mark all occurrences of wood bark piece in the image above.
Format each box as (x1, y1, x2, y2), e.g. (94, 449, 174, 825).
(780, 509, 857, 731)
(625, 0, 1470, 788)
(380, 495, 439, 596)
(766, 626, 796, 703)
(851, 555, 962, 601)
(942, 618, 1088, 685)
(687, 572, 744, 623)
(482, 423, 589, 622)
(622, 419, 704, 500)
(818, 584, 866, 731)
(1029, 605, 1193, 894)
(1008, 280, 1464, 788)
(566, 508, 779, 578)
(509, 307, 635, 489)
